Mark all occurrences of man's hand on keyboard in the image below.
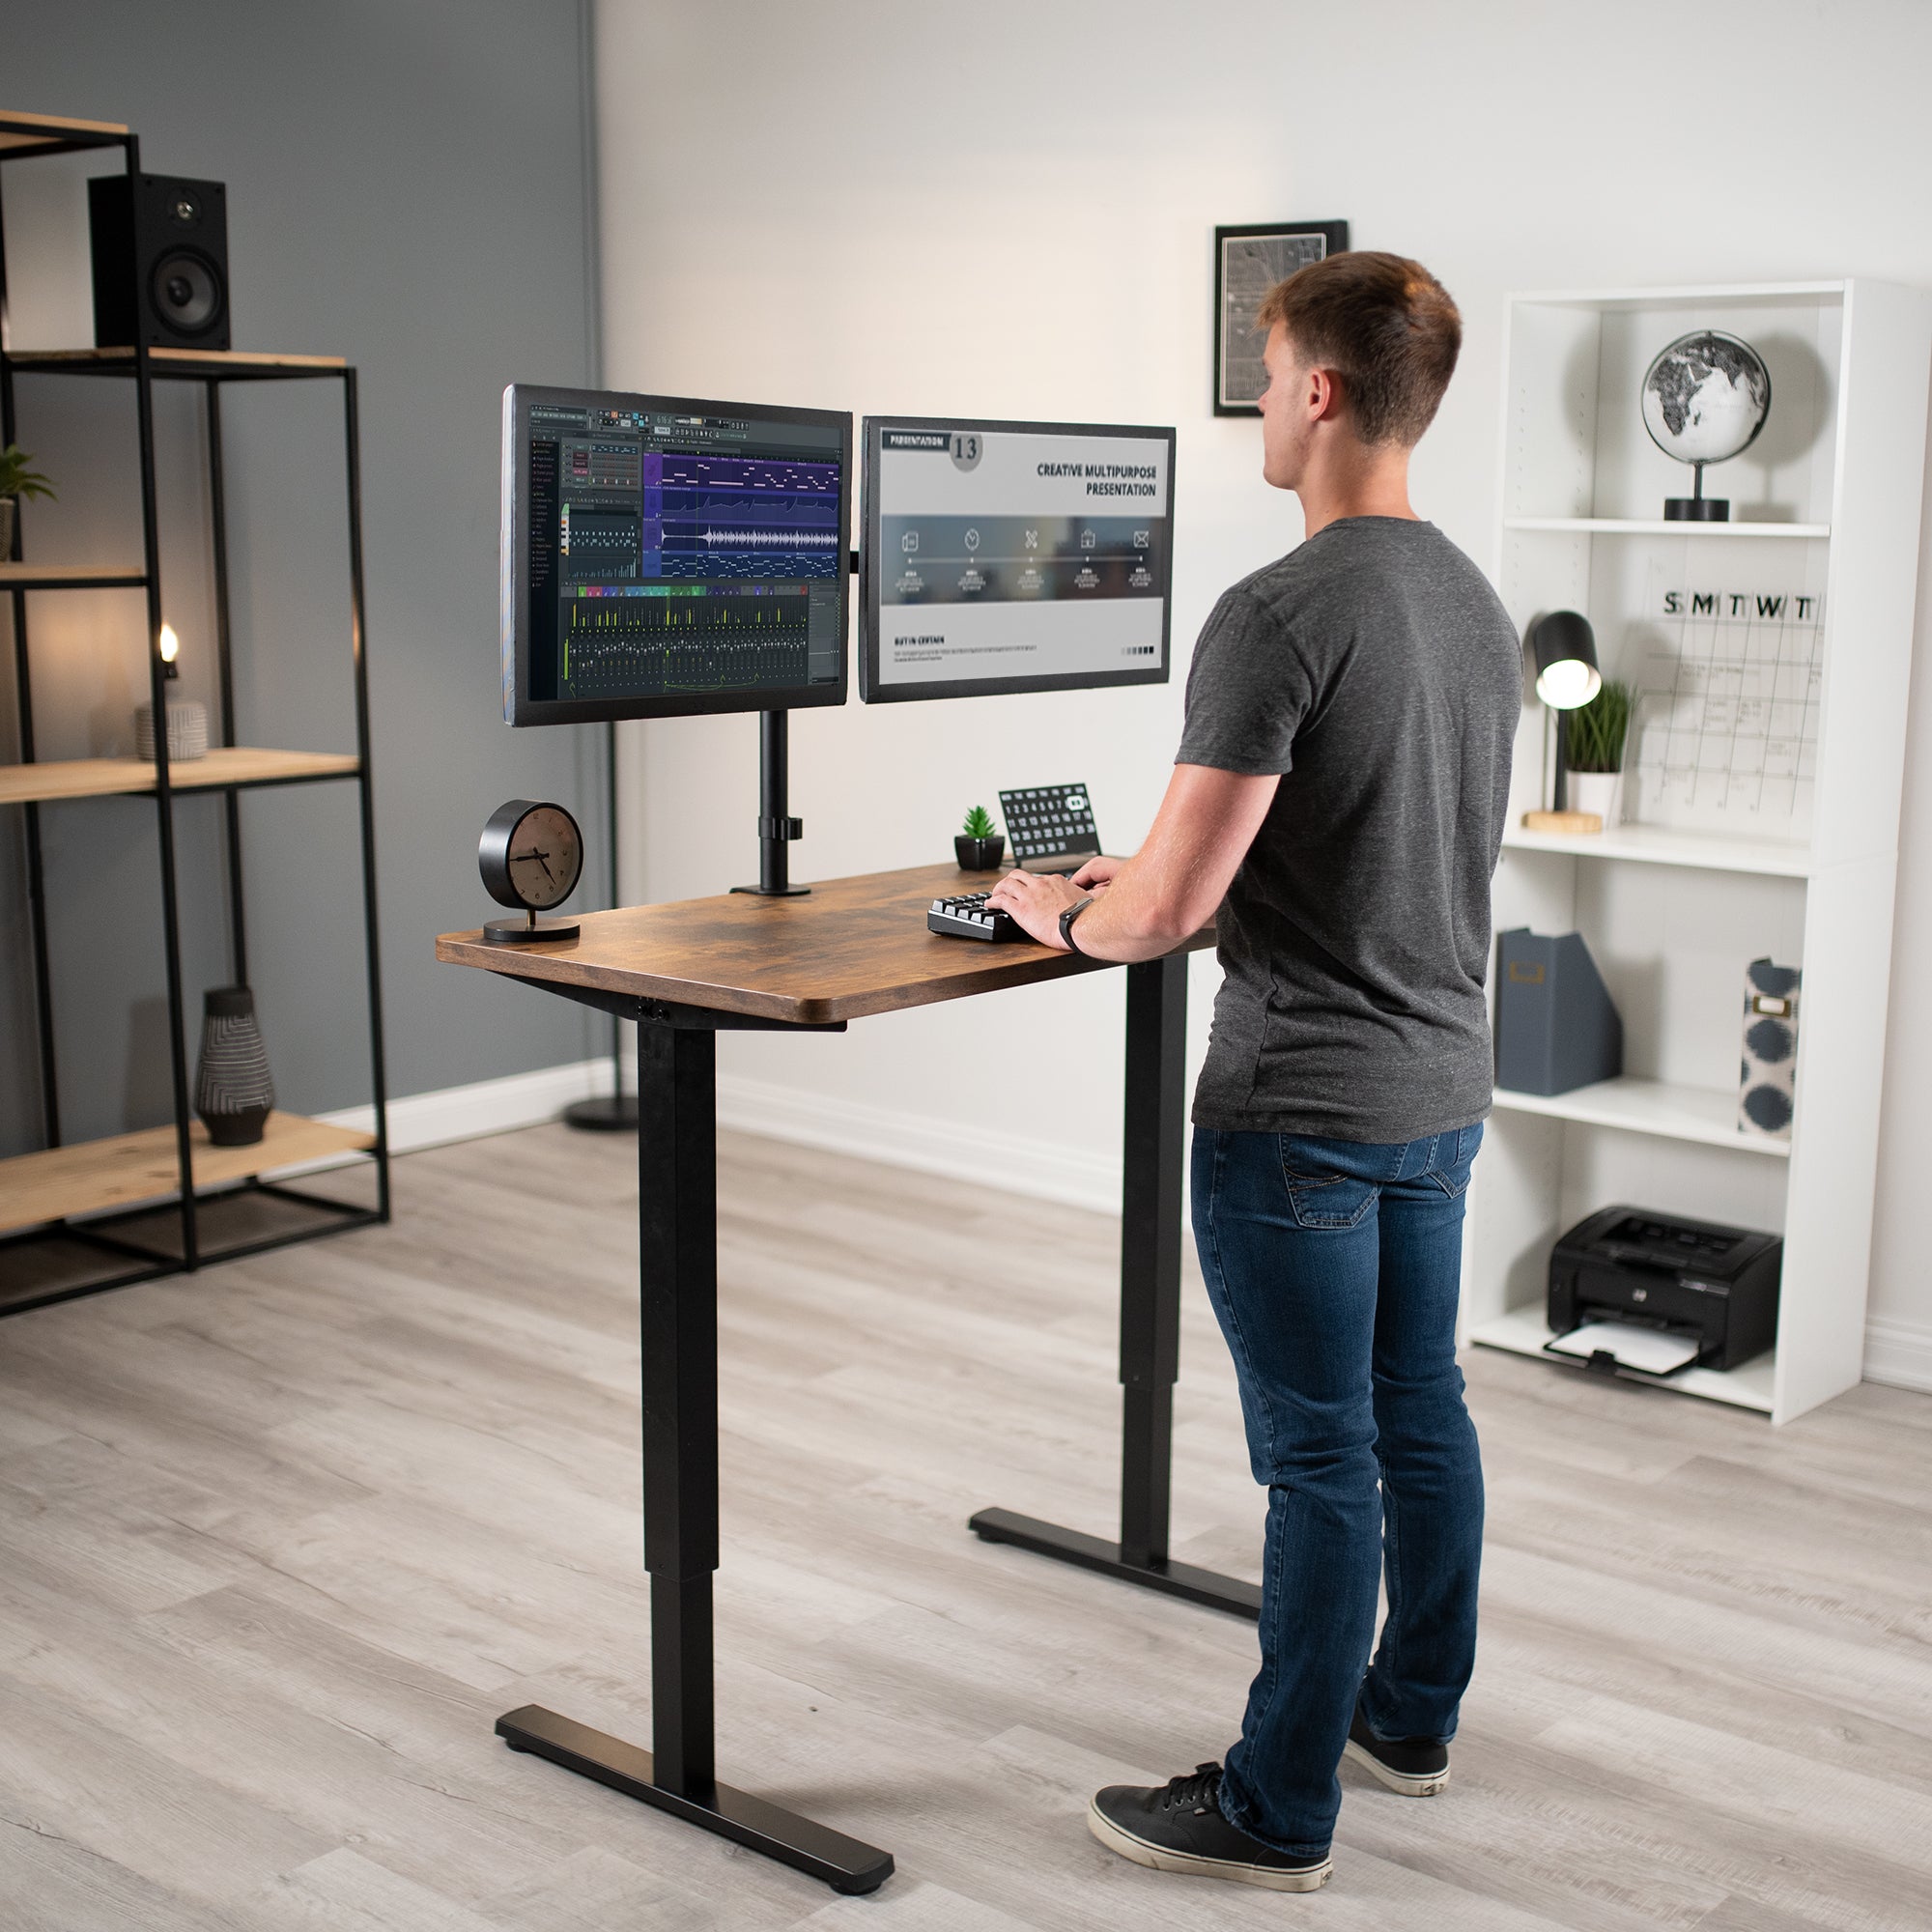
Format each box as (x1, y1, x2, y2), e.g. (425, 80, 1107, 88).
(1069, 856, 1123, 893)
(985, 867, 1086, 948)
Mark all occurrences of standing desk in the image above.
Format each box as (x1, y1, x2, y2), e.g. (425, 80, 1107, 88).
(435, 862, 1258, 1894)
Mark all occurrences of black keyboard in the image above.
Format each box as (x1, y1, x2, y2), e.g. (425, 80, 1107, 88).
(927, 890, 1024, 942)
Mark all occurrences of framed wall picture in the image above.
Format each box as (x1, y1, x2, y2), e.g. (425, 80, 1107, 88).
(1213, 220, 1350, 415)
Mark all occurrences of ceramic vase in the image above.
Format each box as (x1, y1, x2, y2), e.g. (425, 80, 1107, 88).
(1568, 770, 1620, 828)
(195, 985, 274, 1146)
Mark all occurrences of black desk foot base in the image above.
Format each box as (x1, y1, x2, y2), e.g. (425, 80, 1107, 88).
(496, 1705, 894, 1895)
(562, 1094, 639, 1132)
(968, 1509, 1261, 1620)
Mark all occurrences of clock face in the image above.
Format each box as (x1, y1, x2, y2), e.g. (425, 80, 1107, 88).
(504, 804, 582, 910)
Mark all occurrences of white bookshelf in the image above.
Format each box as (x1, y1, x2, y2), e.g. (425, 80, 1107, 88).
(1466, 279, 1932, 1425)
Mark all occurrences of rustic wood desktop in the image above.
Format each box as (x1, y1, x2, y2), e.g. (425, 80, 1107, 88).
(435, 862, 1245, 1894)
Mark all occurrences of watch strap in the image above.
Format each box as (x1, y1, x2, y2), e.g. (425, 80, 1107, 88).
(1060, 895, 1096, 955)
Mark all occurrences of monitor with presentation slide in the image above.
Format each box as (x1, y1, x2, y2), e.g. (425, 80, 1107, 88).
(501, 384, 852, 725)
(859, 415, 1175, 703)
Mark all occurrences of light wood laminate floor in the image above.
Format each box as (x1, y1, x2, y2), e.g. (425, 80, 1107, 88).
(2, 1123, 1929, 1930)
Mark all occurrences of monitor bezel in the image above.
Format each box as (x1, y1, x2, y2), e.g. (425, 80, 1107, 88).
(502, 382, 853, 726)
(858, 413, 1177, 705)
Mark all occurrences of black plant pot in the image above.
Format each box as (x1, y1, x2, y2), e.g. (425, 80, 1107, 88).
(954, 835, 1005, 870)
(195, 985, 274, 1147)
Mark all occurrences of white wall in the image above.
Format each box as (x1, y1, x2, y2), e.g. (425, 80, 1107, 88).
(596, 0, 1932, 1388)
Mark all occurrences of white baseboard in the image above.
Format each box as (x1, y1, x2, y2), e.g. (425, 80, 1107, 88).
(317, 1056, 612, 1154)
(716, 1069, 1121, 1213)
(314, 1056, 1119, 1210)
(1863, 1316, 1932, 1394)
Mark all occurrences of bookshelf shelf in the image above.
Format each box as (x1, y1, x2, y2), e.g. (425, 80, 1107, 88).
(0, 747, 359, 806)
(1501, 822, 1815, 876)
(0, 1113, 376, 1236)
(1492, 1078, 1791, 1158)
(1466, 1309, 1776, 1414)
(1503, 517, 1831, 539)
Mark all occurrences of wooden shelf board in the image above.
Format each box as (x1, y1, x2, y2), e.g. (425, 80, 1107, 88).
(0, 1112, 377, 1235)
(0, 110, 128, 152)
(0, 561, 147, 588)
(0, 747, 360, 806)
(1492, 1078, 1792, 1158)
(7, 347, 347, 379)
(1504, 517, 1831, 539)
(1467, 1308, 1775, 1414)
(1501, 821, 1815, 877)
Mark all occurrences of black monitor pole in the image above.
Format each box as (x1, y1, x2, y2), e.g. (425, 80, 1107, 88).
(732, 709, 810, 897)
(563, 719, 639, 1132)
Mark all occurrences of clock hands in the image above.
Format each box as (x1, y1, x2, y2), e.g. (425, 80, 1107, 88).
(513, 846, 556, 886)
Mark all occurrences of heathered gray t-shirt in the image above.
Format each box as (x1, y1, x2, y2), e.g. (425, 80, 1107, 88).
(1177, 517, 1520, 1142)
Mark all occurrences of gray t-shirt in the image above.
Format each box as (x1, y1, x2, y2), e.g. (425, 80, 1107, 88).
(1176, 517, 1520, 1142)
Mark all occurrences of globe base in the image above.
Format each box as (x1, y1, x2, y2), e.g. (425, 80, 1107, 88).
(1664, 496, 1729, 522)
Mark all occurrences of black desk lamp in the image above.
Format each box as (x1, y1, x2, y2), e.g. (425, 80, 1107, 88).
(1524, 610, 1602, 828)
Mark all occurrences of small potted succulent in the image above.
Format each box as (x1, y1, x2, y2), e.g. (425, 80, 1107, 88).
(0, 443, 57, 558)
(955, 804, 1005, 870)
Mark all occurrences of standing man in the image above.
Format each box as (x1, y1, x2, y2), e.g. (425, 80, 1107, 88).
(988, 252, 1520, 1892)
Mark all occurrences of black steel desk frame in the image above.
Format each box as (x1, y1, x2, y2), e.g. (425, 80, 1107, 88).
(491, 952, 1256, 1897)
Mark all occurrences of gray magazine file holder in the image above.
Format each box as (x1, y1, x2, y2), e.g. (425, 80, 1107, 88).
(1495, 929, 1623, 1095)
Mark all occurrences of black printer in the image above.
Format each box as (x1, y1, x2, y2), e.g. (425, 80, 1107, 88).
(1548, 1206, 1781, 1372)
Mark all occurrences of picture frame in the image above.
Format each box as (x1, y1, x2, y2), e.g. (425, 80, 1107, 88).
(1213, 220, 1350, 415)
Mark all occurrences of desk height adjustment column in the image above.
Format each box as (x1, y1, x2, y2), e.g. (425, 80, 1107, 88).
(970, 952, 1263, 1619)
(496, 1019, 894, 1895)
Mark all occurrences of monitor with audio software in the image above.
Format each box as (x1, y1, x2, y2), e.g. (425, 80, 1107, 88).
(859, 416, 1175, 703)
(502, 384, 851, 726)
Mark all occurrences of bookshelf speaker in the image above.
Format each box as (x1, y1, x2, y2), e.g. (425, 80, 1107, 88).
(88, 174, 230, 352)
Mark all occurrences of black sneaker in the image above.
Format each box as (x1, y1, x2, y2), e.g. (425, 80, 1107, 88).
(1343, 1704, 1450, 1796)
(1087, 1763, 1332, 1891)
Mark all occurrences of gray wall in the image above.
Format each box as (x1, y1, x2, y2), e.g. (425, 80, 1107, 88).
(1, 0, 605, 1156)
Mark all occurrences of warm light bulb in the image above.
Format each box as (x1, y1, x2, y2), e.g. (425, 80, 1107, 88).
(158, 622, 181, 666)
(1534, 658, 1602, 710)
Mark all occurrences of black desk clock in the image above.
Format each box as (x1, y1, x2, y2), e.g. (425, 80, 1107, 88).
(479, 798, 583, 944)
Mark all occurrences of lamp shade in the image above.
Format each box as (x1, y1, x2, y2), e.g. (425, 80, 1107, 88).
(1528, 610, 1602, 710)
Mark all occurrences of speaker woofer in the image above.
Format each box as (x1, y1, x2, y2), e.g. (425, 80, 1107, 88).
(150, 248, 223, 336)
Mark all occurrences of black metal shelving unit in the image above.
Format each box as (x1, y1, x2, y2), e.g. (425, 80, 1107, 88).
(0, 109, 388, 1317)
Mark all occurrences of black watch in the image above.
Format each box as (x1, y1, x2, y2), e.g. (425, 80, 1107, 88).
(1059, 895, 1095, 955)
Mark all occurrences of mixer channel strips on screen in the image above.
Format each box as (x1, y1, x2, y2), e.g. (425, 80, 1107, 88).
(999, 783, 1101, 868)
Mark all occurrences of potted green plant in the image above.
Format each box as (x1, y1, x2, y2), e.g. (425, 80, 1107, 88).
(1566, 678, 1632, 828)
(955, 804, 1005, 870)
(0, 443, 56, 558)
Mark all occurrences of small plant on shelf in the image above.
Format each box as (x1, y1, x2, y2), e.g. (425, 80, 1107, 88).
(0, 443, 56, 557)
(1567, 678, 1632, 774)
(955, 805, 1005, 871)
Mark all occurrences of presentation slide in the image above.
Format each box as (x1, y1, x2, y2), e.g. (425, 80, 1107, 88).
(873, 427, 1171, 689)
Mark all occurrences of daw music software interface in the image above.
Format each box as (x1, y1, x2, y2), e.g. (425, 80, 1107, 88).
(524, 401, 845, 706)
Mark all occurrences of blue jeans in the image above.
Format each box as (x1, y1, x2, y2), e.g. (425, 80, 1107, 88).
(1191, 1122, 1486, 1857)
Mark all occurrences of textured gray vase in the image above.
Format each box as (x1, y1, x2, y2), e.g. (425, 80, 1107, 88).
(195, 985, 274, 1146)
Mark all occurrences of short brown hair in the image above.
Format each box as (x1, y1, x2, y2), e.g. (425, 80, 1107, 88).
(1256, 252, 1462, 446)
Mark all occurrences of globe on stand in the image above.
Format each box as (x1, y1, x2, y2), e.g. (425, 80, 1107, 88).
(1640, 329, 1772, 522)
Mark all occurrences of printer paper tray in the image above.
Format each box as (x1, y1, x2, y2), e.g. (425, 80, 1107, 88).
(1544, 1319, 1702, 1377)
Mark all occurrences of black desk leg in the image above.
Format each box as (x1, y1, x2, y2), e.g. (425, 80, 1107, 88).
(497, 1024, 895, 1895)
(971, 953, 1262, 1620)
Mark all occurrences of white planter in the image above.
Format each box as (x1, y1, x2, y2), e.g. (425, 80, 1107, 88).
(1568, 769, 1620, 827)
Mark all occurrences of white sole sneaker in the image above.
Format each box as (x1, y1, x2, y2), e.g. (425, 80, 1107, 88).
(1086, 1798, 1333, 1891)
(1343, 1738, 1451, 1797)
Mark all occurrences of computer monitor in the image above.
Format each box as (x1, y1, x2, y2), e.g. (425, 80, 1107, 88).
(501, 384, 852, 725)
(859, 415, 1175, 703)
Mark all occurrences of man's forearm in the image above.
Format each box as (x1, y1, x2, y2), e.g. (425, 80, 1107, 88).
(1065, 863, 1201, 962)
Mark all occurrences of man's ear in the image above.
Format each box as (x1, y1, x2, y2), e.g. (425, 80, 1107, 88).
(1309, 366, 1346, 425)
